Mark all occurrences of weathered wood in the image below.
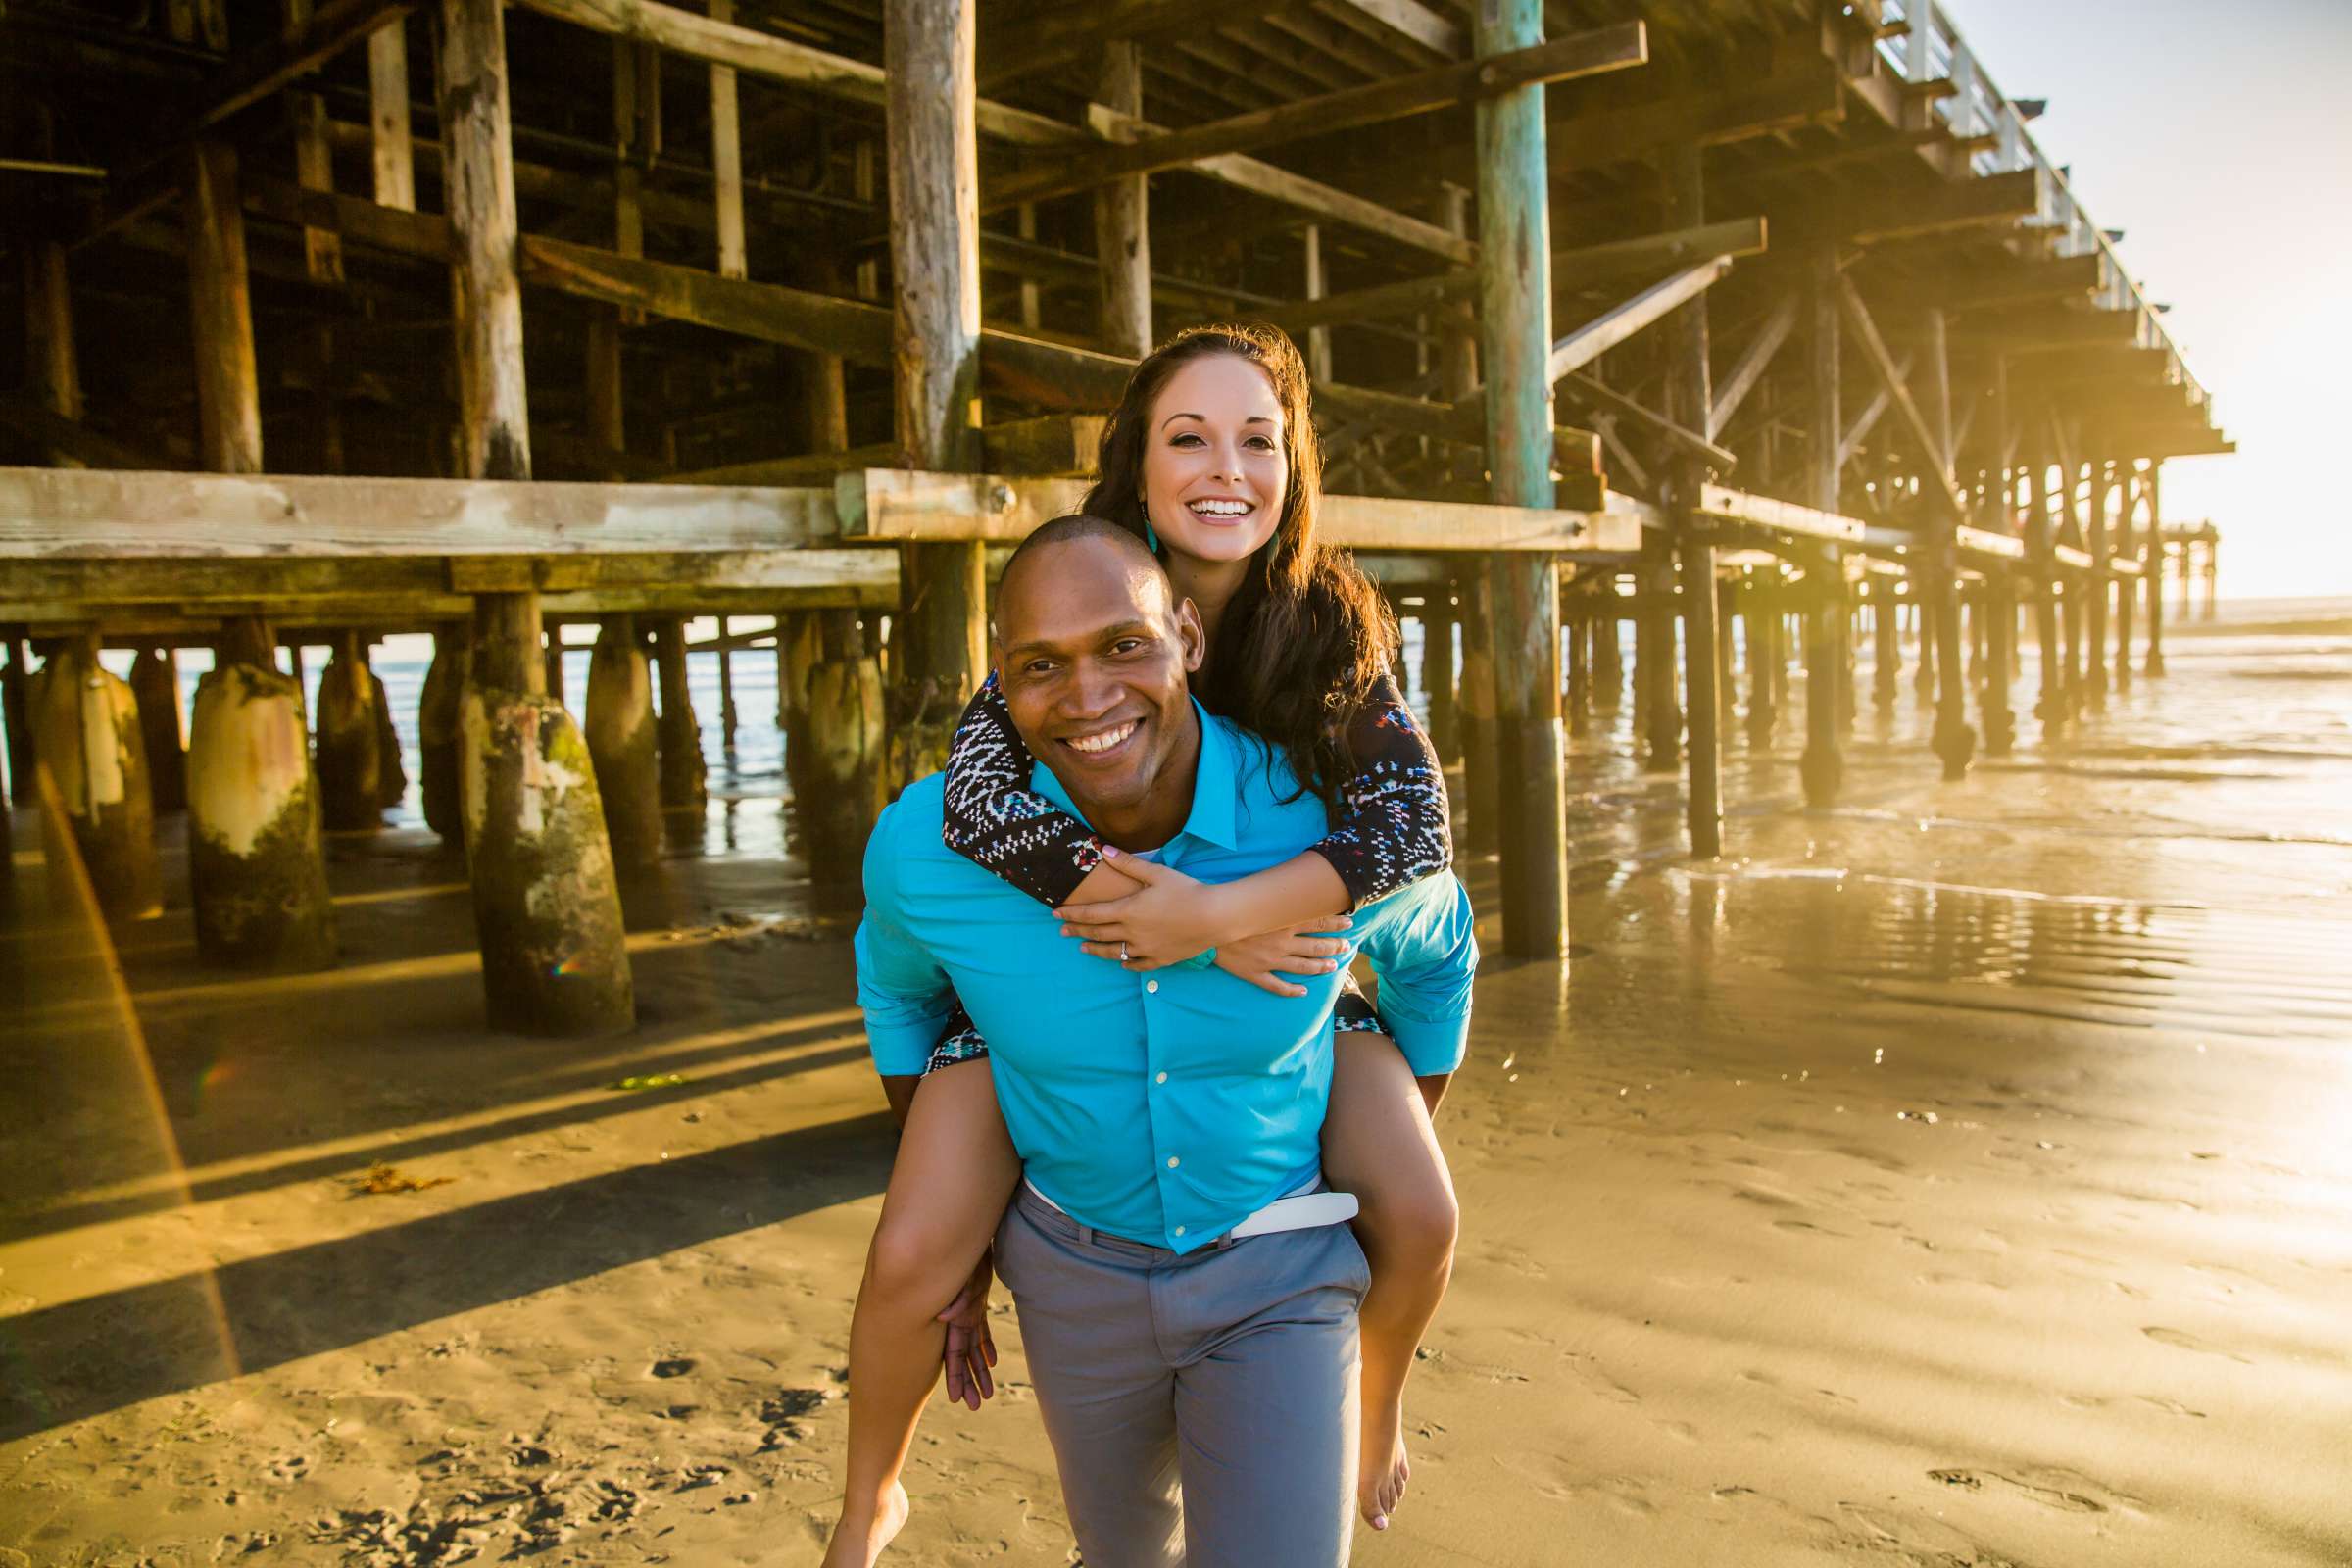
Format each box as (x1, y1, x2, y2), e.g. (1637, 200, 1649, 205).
(0, 467, 843, 558)
(978, 0, 1272, 89)
(368, 19, 416, 210)
(651, 615, 707, 809)
(1301, 224, 1333, 384)
(706, 0, 746, 279)
(887, 0, 988, 787)
(2085, 458, 2116, 703)
(1548, 255, 1733, 384)
(282, 0, 348, 288)
(1661, 142, 1722, 858)
(991, 22, 1647, 211)
(834, 469, 1639, 553)
(1475, 0, 1567, 957)
(30, 635, 163, 918)
(1255, 272, 1477, 337)
(186, 142, 265, 475)
(437, 0, 530, 481)
(1094, 45, 1153, 360)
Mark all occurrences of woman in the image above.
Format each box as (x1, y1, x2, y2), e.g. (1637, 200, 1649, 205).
(823, 324, 1461, 1566)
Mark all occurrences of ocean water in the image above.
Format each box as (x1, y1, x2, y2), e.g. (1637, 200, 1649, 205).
(72, 595, 2352, 883)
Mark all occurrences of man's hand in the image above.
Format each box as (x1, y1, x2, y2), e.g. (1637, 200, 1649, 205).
(937, 1248, 999, 1411)
(1055, 852, 1227, 969)
(1214, 917, 1354, 998)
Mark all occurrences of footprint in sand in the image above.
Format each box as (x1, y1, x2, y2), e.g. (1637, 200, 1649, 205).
(1927, 1467, 2108, 1514)
(2133, 1395, 2207, 1419)
(2141, 1326, 2251, 1363)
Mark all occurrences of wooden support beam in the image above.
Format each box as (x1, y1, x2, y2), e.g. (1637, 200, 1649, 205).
(284, 0, 347, 286)
(1547, 255, 1733, 384)
(1836, 272, 1966, 519)
(200, 0, 421, 131)
(1548, 59, 1844, 177)
(0, 398, 167, 472)
(832, 470, 1640, 553)
(1835, 348, 1913, 470)
(1837, 166, 2044, 245)
(368, 18, 416, 211)
(977, 0, 1275, 90)
(1475, 0, 1569, 957)
(514, 0, 1073, 146)
(1254, 272, 1477, 337)
(887, 0, 988, 781)
(707, 0, 747, 279)
(992, 22, 1647, 211)
(1707, 294, 1796, 440)
(1056, 96, 1479, 268)
(186, 141, 266, 476)
(1094, 45, 1152, 360)
(1799, 248, 1844, 808)
(18, 243, 85, 468)
(1557, 372, 1736, 473)
(1661, 141, 1722, 858)
(1554, 215, 1767, 294)
(437, 0, 530, 481)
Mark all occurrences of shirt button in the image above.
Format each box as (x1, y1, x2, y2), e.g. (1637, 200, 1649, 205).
(1166, 1155, 1180, 1169)
(1174, 1225, 1186, 1237)
(1146, 979, 1159, 994)
(1155, 1071, 1168, 1084)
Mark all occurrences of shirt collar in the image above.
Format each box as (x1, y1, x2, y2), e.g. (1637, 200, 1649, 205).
(1027, 696, 1241, 853)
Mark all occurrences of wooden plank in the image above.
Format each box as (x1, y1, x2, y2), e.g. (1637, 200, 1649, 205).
(520, 236, 895, 361)
(1707, 293, 1796, 440)
(244, 171, 452, 260)
(834, 470, 1640, 553)
(1840, 166, 2044, 245)
(1547, 256, 1733, 384)
(0, 549, 896, 606)
(0, 468, 844, 558)
(1094, 46, 1153, 359)
(990, 22, 1648, 210)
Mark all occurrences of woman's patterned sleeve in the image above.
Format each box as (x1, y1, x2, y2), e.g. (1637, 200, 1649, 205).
(1310, 671, 1453, 910)
(941, 673, 1103, 907)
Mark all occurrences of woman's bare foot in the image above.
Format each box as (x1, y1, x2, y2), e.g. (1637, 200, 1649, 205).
(1358, 1397, 1410, 1531)
(819, 1482, 909, 1568)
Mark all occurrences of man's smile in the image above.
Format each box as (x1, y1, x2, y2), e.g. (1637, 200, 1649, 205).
(1059, 717, 1142, 759)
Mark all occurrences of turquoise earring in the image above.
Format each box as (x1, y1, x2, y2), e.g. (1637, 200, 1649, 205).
(1141, 496, 1160, 554)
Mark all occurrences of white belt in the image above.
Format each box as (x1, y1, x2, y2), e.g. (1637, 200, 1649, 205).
(1024, 1178, 1358, 1242)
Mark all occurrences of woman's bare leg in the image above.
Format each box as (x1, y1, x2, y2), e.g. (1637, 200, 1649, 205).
(1322, 1032, 1457, 1534)
(821, 1058, 1021, 1568)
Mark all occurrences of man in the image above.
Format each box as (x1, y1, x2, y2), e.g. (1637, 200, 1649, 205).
(855, 516, 1476, 1565)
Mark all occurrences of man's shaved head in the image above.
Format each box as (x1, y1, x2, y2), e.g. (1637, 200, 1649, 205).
(997, 514, 1164, 625)
(990, 514, 1205, 846)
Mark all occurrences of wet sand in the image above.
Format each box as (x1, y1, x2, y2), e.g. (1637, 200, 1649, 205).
(4, 604, 2350, 1566)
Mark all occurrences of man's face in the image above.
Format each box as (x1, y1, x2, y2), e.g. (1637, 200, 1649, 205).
(994, 537, 1205, 821)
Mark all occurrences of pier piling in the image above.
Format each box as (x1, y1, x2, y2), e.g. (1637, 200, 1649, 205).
(186, 616, 335, 970)
(31, 634, 162, 919)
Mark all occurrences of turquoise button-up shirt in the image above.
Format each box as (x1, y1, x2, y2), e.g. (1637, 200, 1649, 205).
(856, 702, 1478, 1254)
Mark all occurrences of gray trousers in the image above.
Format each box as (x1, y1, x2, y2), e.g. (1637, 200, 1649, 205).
(994, 1186, 1367, 1568)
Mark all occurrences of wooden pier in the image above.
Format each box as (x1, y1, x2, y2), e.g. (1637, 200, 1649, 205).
(1, 0, 2230, 1023)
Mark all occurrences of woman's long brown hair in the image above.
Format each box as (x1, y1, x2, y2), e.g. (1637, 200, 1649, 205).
(1079, 323, 1398, 809)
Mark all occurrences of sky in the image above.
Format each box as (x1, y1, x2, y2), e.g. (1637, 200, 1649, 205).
(1941, 0, 2352, 601)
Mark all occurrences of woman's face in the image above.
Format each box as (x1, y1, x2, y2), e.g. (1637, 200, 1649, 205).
(1139, 353, 1289, 567)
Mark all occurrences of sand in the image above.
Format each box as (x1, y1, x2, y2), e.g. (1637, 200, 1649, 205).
(4, 611, 2349, 1566)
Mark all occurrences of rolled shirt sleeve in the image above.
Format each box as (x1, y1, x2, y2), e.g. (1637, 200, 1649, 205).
(855, 802, 958, 1076)
(1349, 871, 1479, 1076)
